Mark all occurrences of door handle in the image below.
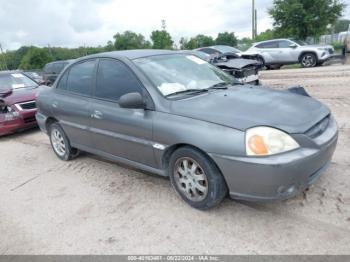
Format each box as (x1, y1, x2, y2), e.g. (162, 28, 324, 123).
(91, 110, 103, 119)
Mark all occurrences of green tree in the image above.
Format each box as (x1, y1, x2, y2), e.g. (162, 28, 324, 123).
(183, 34, 215, 49)
(19, 47, 52, 70)
(215, 32, 238, 46)
(269, 0, 346, 39)
(105, 40, 115, 51)
(113, 31, 150, 50)
(333, 19, 350, 33)
(255, 29, 276, 42)
(151, 30, 173, 49)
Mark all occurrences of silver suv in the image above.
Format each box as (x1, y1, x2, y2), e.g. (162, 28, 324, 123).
(247, 39, 335, 68)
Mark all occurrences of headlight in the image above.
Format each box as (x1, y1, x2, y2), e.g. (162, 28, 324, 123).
(4, 107, 19, 121)
(246, 127, 299, 156)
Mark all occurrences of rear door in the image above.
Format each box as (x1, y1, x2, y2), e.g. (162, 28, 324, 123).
(52, 59, 97, 148)
(89, 58, 156, 167)
(255, 41, 279, 63)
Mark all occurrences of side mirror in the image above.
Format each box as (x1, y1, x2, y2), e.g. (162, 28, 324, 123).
(119, 92, 145, 109)
(289, 43, 297, 48)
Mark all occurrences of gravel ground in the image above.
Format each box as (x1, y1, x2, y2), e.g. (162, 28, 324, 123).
(0, 64, 350, 255)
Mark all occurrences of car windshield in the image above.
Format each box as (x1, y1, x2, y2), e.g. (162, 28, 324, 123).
(292, 39, 307, 46)
(0, 73, 38, 91)
(134, 54, 234, 97)
(212, 45, 241, 54)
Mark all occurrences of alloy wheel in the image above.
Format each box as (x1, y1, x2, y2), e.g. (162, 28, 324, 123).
(173, 157, 208, 202)
(51, 128, 66, 157)
(301, 55, 316, 67)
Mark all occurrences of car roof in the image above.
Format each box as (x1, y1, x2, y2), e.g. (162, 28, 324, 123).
(46, 59, 75, 65)
(0, 70, 22, 75)
(77, 49, 179, 61)
(253, 38, 290, 45)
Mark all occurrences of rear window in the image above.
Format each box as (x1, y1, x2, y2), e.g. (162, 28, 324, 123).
(44, 62, 68, 74)
(0, 73, 38, 90)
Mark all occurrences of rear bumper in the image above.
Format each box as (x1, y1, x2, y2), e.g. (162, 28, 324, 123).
(0, 109, 37, 136)
(210, 118, 338, 202)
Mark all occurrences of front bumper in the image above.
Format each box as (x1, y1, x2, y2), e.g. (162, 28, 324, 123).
(210, 117, 338, 202)
(0, 109, 37, 136)
(318, 53, 337, 63)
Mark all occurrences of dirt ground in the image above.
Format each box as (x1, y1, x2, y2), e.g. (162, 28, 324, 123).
(0, 64, 350, 255)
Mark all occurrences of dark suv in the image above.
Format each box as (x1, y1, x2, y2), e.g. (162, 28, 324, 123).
(42, 60, 74, 85)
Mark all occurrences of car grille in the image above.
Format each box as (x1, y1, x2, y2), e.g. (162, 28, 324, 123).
(305, 115, 330, 138)
(23, 116, 36, 123)
(17, 101, 36, 110)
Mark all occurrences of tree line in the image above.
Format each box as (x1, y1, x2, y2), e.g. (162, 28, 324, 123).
(0, 0, 347, 70)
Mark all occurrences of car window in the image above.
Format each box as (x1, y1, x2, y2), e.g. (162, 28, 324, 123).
(66, 59, 96, 96)
(43, 64, 53, 73)
(198, 48, 219, 55)
(56, 70, 68, 90)
(255, 41, 278, 48)
(95, 59, 143, 102)
(53, 63, 65, 73)
(278, 40, 292, 48)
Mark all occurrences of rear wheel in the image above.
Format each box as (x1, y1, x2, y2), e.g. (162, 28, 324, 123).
(49, 122, 79, 161)
(300, 53, 317, 68)
(169, 147, 227, 210)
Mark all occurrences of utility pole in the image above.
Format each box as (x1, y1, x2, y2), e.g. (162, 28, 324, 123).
(161, 19, 166, 31)
(252, 0, 255, 40)
(252, 0, 257, 40)
(255, 9, 258, 38)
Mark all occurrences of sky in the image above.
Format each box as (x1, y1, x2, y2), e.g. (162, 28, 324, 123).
(0, 0, 350, 50)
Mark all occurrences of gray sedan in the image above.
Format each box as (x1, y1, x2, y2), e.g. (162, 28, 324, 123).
(36, 50, 338, 209)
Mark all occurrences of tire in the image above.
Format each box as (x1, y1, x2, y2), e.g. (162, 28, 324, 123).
(49, 122, 79, 161)
(267, 64, 282, 70)
(300, 53, 317, 68)
(169, 147, 228, 210)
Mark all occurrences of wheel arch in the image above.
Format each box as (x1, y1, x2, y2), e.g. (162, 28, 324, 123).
(298, 51, 318, 63)
(45, 117, 59, 132)
(161, 143, 225, 181)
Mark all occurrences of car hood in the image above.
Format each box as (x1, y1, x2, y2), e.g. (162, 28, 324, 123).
(241, 50, 259, 56)
(169, 85, 330, 133)
(214, 58, 260, 69)
(0, 87, 39, 106)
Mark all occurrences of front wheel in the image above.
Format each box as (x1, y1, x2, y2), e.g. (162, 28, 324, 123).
(169, 147, 227, 210)
(300, 53, 317, 68)
(49, 123, 79, 161)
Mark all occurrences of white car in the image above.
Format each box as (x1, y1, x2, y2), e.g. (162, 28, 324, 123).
(247, 39, 335, 68)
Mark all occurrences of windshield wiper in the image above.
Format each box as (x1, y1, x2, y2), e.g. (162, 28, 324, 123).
(165, 89, 208, 98)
